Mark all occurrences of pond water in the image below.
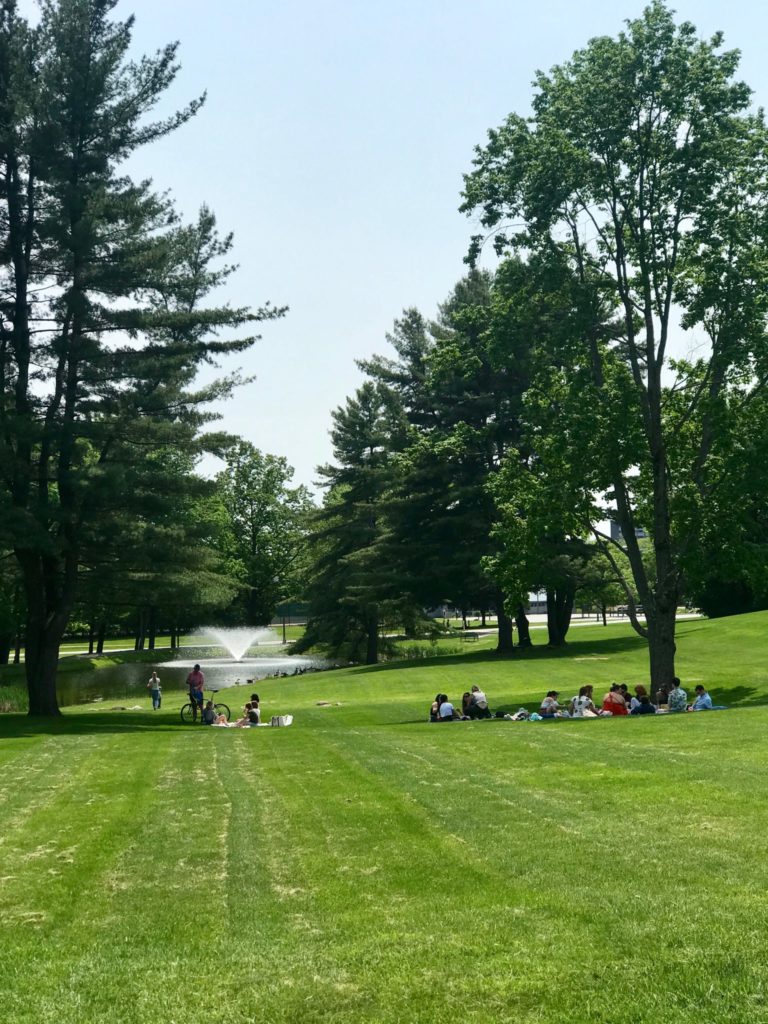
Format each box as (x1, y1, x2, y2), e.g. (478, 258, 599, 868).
(56, 651, 327, 708)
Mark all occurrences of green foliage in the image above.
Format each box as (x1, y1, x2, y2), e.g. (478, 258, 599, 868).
(462, 1, 768, 681)
(0, 1, 284, 711)
(214, 440, 314, 625)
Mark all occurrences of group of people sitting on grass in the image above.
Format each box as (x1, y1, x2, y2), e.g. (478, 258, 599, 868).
(429, 678, 720, 721)
(430, 686, 492, 721)
(204, 694, 262, 727)
(547, 679, 718, 717)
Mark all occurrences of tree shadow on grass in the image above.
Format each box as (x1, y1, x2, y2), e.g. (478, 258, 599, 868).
(353, 631, 649, 676)
(0, 712, 214, 738)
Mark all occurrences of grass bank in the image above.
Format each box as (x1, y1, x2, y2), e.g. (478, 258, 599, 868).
(1, 612, 768, 1022)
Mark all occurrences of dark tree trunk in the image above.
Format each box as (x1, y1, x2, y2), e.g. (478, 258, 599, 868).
(25, 615, 66, 716)
(495, 590, 514, 654)
(135, 607, 146, 651)
(365, 608, 378, 665)
(13, 633, 22, 664)
(546, 587, 575, 647)
(147, 606, 157, 651)
(601, 602, 607, 627)
(480, 609, 487, 627)
(515, 605, 532, 648)
(96, 620, 107, 655)
(19, 553, 77, 716)
(461, 609, 469, 630)
(87, 621, 95, 655)
(0, 634, 11, 665)
(646, 596, 677, 695)
(170, 625, 178, 651)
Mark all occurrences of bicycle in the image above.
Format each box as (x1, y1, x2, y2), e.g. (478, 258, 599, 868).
(180, 688, 231, 725)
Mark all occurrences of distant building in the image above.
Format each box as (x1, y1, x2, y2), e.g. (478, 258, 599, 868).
(609, 521, 647, 542)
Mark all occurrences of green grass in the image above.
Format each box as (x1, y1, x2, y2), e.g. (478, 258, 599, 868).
(2, 612, 768, 1022)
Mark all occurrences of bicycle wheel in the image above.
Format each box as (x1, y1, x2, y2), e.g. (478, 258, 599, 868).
(180, 702, 196, 724)
(213, 702, 230, 722)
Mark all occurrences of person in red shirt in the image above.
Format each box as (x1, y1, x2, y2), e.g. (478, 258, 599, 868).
(185, 664, 205, 723)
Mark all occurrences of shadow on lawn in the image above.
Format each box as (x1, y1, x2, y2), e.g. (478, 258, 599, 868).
(0, 712, 202, 737)
(356, 632, 649, 676)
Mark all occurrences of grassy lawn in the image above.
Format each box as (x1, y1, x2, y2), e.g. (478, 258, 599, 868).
(2, 613, 768, 1022)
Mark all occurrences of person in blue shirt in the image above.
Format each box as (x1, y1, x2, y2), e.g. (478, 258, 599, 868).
(690, 685, 713, 711)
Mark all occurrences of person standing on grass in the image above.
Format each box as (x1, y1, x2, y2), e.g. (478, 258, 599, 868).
(186, 663, 205, 722)
(667, 678, 688, 713)
(147, 671, 162, 710)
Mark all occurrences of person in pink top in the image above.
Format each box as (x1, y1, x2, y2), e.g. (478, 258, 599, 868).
(185, 664, 205, 723)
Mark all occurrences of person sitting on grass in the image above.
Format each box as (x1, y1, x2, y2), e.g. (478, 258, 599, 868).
(602, 684, 628, 715)
(689, 685, 713, 711)
(438, 694, 459, 721)
(539, 691, 561, 718)
(630, 695, 657, 715)
(461, 692, 473, 717)
(248, 696, 261, 724)
(667, 678, 688, 713)
(629, 684, 650, 711)
(230, 702, 258, 728)
(618, 683, 631, 706)
(429, 694, 441, 722)
(468, 684, 491, 719)
(655, 679, 674, 708)
(570, 685, 601, 718)
(201, 700, 216, 726)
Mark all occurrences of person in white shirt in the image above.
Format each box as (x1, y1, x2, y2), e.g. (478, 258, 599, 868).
(468, 684, 491, 719)
(438, 694, 458, 721)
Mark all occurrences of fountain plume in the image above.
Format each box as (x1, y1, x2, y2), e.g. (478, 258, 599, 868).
(202, 626, 277, 662)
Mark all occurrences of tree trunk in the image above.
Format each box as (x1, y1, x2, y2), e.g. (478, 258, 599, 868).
(515, 605, 532, 648)
(96, 620, 106, 655)
(148, 606, 157, 651)
(495, 589, 514, 654)
(13, 633, 22, 664)
(546, 587, 575, 646)
(87, 620, 95, 655)
(601, 602, 607, 627)
(480, 609, 487, 627)
(365, 608, 378, 665)
(25, 616, 66, 716)
(135, 607, 146, 651)
(0, 634, 11, 665)
(646, 597, 677, 694)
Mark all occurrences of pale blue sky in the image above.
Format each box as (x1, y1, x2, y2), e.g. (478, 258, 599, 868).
(20, 1, 768, 490)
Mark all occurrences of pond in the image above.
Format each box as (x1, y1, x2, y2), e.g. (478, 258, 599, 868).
(55, 650, 328, 708)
